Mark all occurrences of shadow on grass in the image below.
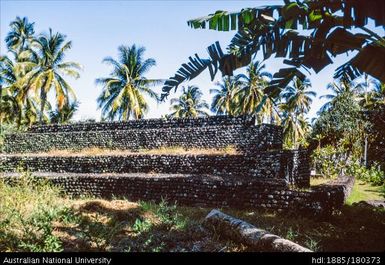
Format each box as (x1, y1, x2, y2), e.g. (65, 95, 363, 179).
(323, 204, 385, 252)
(54, 199, 238, 252)
(216, 204, 385, 252)
(53, 199, 385, 252)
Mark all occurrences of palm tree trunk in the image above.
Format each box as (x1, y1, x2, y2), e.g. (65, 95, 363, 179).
(40, 88, 47, 124)
(125, 107, 130, 121)
(364, 135, 368, 168)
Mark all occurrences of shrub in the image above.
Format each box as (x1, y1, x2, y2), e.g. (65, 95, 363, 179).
(311, 145, 350, 178)
(139, 199, 187, 230)
(347, 162, 385, 186)
(132, 218, 152, 234)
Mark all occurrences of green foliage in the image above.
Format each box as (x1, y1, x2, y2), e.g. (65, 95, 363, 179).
(311, 145, 349, 178)
(312, 79, 366, 157)
(139, 199, 187, 230)
(29, 29, 82, 123)
(5, 16, 35, 53)
(0, 172, 66, 251)
(381, 185, 385, 198)
(304, 235, 320, 252)
(365, 104, 385, 171)
(285, 227, 299, 241)
(347, 163, 385, 186)
(312, 142, 384, 185)
(210, 76, 242, 116)
(16, 208, 64, 252)
(132, 218, 152, 234)
(155, 200, 187, 229)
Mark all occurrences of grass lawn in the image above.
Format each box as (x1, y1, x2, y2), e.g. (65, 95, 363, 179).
(310, 177, 384, 205)
(346, 180, 384, 205)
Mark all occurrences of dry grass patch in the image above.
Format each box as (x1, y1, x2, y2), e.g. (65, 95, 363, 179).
(8, 146, 239, 157)
(310, 176, 332, 186)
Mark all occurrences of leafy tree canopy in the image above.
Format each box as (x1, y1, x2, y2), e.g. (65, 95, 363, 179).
(161, 0, 385, 100)
(311, 85, 365, 156)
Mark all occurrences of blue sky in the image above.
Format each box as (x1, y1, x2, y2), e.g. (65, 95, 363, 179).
(1, 0, 384, 121)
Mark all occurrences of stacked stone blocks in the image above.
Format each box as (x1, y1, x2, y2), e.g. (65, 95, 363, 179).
(0, 115, 353, 215)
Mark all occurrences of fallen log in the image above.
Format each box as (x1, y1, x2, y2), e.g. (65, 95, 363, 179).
(204, 209, 312, 252)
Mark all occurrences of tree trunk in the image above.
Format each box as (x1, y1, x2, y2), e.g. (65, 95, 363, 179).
(204, 209, 312, 252)
(40, 88, 47, 124)
(364, 135, 368, 167)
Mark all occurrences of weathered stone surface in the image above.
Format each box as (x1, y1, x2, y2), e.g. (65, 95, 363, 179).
(204, 209, 312, 252)
(353, 200, 385, 209)
(0, 150, 310, 187)
(27, 115, 255, 132)
(3, 116, 282, 154)
(0, 115, 353, 215)
(0, 173, 354, 216)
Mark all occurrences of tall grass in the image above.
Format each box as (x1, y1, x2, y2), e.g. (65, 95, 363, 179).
(0, 172, 69, 251)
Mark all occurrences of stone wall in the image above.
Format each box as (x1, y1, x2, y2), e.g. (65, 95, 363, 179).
(281, 149, 311, 188)
(1, 115, 319, 211)
(0, 173, 354, 216)
(26, 115, 255, 133)
(309, 175, 356, 215)
(3, 124, 282, 154)
(0, 150, 310, 187)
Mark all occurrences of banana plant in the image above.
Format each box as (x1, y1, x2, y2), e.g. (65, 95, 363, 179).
(162, 0, 385, 100)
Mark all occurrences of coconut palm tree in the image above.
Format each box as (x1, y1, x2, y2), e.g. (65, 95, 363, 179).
(26, 29, 81, 123)
(0, 53, 35, 96)
(169, 86, 209, 118)
(22, 97, 42, 127)
(3, 17, 38, 128)
(318, 75, 355, 114)
(236, 61, 273, 121)
(0, 87, 20, 128)
(49, 100, 79, 124)
(279, 77, 315, 149)
(96, 44, 160, 121)
(1, 50, 47, 128)
(281, 77, 316, 114)
(0, 55, 23, 127)
(355, 75, 385, 110)
(370, 82, 385, 107)
(5, 16, 35, 55)
(261, 96, 282, 125)
(210, 76, 242, 116)
(280, 103, 308, 149)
